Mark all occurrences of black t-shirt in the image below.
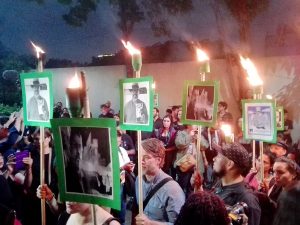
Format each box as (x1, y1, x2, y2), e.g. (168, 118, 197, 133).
(214, 181, 261, 225)
(121, 134, 135, 151)
(142, 118, 163, 140)
(0, 175, 13, 207)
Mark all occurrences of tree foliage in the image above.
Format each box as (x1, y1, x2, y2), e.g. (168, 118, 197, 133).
(222, 0, 269, 52)
(28, 0, 194, 39)
(109, 0, 144, 41)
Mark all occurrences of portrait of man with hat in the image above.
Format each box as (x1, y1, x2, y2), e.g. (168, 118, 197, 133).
(27, 78, 49, 121)
(124, 82, 148, 124)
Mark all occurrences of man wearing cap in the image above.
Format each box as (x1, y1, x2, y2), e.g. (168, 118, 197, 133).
(99, 104, 114, 118)
(212, 143, 261, 225)
(270, 141, 288, 158)
(27, 78, 49, 121)
(135, 138, 185, 225)
(124, 83, 148, 124)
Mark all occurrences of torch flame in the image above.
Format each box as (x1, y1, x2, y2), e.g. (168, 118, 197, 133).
(30, 41, 45, 59)
(68, 72, 81, 89)
(240, 56, 263, 86)
(121, 40, 141, 55)
(265, 94, 273, 100)
(220, 124, 232, 136)
(196, 48, 209, 62)
(152, 82, 156, 89)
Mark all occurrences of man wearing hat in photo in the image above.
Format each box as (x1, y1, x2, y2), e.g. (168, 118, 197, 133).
(27, 78, 49, 121)
(124, 83, 148, 124)
(212, 142, 261, 225)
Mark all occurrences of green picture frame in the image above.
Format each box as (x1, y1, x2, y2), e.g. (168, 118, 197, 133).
(119, 76, 153, 131)
(20, 72, 53, 127)
(276, 106, 285, 131)
(51, 118, 120, 210)
(242, 99, 277, 143)
(181, 80, 220, 127)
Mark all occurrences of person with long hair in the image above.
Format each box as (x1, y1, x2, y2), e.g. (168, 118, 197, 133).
(268, 156, 300, 203)
(153, 115, 177, 176)
(245, 151, 276, 192)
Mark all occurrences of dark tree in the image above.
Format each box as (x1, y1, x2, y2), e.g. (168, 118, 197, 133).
(222, 0, 269, 54)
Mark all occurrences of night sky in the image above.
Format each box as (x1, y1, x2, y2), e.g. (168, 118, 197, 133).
(0, 0, 299, 63)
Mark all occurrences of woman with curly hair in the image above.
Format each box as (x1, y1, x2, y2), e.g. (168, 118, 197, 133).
(175, 191, 230, 225)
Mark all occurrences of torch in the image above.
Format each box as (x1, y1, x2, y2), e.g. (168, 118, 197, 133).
(122, 40, 144, 214)
(220, 124, 234, 144)
(66, 71, 96, 223)
(195, 48, 210, 191)
(31, 41, 46, 225)
(240, 56, 264, 182)
(66, 72, 83, 118)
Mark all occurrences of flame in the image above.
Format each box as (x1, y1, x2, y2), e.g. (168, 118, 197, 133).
(68, 72, 81, 89)
(240, 56, 263, 86)
(220, 124, 232, 136)
(265, 94, 273, 100)
(196, 48, 209, 62)
(152, 82, 156, 89)
(121, 40, 141, 55)
(30, 41, 45, 59)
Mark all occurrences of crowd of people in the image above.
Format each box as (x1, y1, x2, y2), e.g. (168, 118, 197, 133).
(0, 99, 300, 225)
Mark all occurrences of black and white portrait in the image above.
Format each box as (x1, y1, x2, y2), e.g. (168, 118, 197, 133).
(186, 85, 214, 122)
(242, 100, 277, 142)
(123, 82, 149, 125)
(60, 126, 113, 199)
(24, 77, 50, 122)
(247, 106, 272, 135)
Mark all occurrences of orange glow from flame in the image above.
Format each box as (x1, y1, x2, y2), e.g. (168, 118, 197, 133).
(196, 48, 209, 62)
(68, 72, 81, 89)
(121, 40, 141, 55)
(240, 56, 263, 86)
(220, 124, 232, 136)
(30, 41, 45, 59)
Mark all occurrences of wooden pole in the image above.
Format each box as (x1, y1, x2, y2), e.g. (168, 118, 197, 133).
(257, 90, 264, 183)
(38, 55, 46, 225)
(252, 93, 257, 170)
(194, 66, 206, 192)
(80, 72, 97, 225)
(135, 69, 144, 214)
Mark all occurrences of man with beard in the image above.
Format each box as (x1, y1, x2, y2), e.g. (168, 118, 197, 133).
(124, 83, 148, 124)
(212, 143, 261, 225)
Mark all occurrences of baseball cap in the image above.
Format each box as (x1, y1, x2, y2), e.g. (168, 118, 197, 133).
(217, 143, 250, 169)
(273, 141, 288, 151)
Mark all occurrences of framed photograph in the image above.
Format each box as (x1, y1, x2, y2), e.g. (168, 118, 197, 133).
(120, 76, 153, 131)
(154, 93, 159, 107)
(276, 106, 284, 131)
(182, 80, 220, 127)
(242, 99, 277, 143)
(20, 72, 53, 127)
(51, 118, 120, 210)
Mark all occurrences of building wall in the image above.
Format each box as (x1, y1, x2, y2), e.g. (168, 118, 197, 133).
(49, 55, 300, 143)
(46, 65, 126, 118)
